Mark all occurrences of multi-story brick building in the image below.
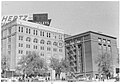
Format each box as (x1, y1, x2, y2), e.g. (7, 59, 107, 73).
(65, 31, 119, 79)
(1, 19, 65, 71)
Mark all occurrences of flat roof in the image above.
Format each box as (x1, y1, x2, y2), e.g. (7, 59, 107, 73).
(2, 19, 64, 34)
(65, 31, 117, 40)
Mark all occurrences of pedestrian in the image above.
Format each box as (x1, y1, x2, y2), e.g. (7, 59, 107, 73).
(100, 74, 103, 81)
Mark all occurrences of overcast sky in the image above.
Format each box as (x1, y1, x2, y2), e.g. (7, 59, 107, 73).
(2, 1, 119, 45)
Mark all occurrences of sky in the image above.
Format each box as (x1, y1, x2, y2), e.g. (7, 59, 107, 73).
(1, 1, 119, 46)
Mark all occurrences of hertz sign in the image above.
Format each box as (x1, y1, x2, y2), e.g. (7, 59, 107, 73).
(1, 15, 30, 26)
(1, 13, 51, 26)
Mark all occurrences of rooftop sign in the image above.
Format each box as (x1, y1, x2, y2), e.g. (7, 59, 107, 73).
(1, 15, 32, 26)
(1, 13, 51, 26)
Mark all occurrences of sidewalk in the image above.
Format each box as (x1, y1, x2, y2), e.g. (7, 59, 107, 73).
(95, 79, 116, 82)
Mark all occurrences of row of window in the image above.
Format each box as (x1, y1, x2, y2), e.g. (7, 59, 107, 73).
(18, 26, 63, 40)
(98, 43, 111, 51)
(26, 51, 45, 56)
(98, 38, 111, 44)
(18, 43, 63, 52)
(19, 36, 62, 46)
(18, 49, 63, 56)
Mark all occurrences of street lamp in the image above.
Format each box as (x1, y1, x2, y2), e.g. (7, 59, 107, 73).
(50, 68, 53, 84)
(24, 63, 27, 81)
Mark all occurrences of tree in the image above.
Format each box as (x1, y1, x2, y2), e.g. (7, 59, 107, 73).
(50, 57, 69, 79)
(1, 56, 10, 73)
(95, 52, 113, 79)
(16, 52, 48, 77)
(60, 58, 70, 73)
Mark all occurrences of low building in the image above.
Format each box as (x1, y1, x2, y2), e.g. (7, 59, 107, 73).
(65, 31, 119, 79)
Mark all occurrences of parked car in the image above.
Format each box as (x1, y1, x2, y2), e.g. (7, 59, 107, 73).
(78, 77, 86, 81)
(67, 76, 76, 82)
(115, 75, 120, 82)
(38, 77, 46, 82)
(1, 78, 8, 82)
(10, 77, 19, 82)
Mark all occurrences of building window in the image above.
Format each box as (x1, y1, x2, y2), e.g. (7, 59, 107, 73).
(107, 40, 111, 44)
(33, 45, 37, 49)
(55, 35, 56, 39)
(26, 37, 31, 42)
(26, 51, 31, 55)
(19, 36, 23, 40)
(36, 30, 38, 35)
(21, 27, 23, 32)
(47, 32, 48, 37)
(103, 39, 106, 43)
(18, 26, 24, 33)
(21, 44, 23, 47)
(108, 45, 111, 51)
(33, 30, 38, 35)
(40, 39, 45, 44)
(53, 42, 57, 46)
(29, 29, 31, 34)
(21, 50, 23, 54)
(26, 44, 30, 48)
(19, 43, 20, 47)
(47, 41, 51, 45)
(40, 31, 42, 36)
(18, 50, 23, 54)
(49, 33, 51, 38)
(40, 46, 44, 50)
(19, 43, 23, 47)
(53, 48, 57, 52)
(33, 38, 38, 43)
(18, 27, 21, 32)
(47, 47, 51, 51)
(41, 53, 44, 56)
(103, 44, 107, 50)
(98, 38, 102, 42)
(43, 31, 44, 36)
(47, 32, 50, 38)
(33, 30, 35, 35)
(98, 43, 102, 49)
(26, 28, 28, 33)
(26, 51, 28, 55)
(59, 35, 61, 40)
(18, 50, 20, 54)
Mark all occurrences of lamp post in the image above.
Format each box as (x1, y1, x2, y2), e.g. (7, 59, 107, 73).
(24, 63, 27, 81)
(50, 68, 53, 84)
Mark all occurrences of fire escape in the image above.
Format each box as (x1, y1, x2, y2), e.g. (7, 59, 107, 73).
(65, 40, 83, 79)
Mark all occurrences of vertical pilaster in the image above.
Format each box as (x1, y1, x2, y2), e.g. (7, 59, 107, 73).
(83, 36, 86, 77)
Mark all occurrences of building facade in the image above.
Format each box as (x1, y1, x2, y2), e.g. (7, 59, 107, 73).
(1, 19, 65, 71)
(65, 31, 119, 79)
